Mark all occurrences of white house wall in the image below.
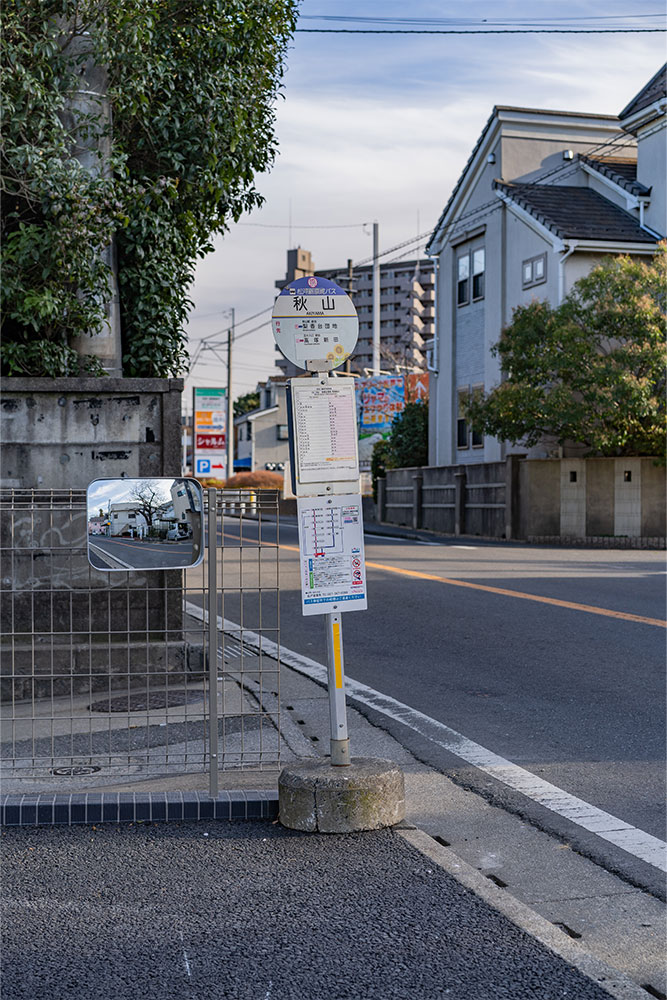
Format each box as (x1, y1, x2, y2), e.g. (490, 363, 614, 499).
(637, 123, 666, 234)
(499, 118, 620, 185)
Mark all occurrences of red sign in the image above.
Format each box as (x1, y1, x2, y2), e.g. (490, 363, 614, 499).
(196, 433, 225, 450)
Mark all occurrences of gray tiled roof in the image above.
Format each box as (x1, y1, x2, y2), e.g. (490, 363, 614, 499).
(578, 156, 651, 197)
(494, 182, 659, 243)
(619, 64, 666, 121)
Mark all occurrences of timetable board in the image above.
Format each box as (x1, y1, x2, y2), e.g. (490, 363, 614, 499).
(290, 378, 359, 488)
(297, 494, 367, 615)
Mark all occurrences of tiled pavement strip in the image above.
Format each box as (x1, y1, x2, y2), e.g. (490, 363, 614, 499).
(2, 623, 664, 999)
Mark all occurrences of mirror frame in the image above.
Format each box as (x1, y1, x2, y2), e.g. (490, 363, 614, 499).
(86, 477, 205, 572)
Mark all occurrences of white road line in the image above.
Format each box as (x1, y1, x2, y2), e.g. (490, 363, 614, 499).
(185, 602, 667, 874)
(178, 929, 192, 977)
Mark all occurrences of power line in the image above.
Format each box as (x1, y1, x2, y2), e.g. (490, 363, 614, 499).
(353, 230, 434, 267)
(295, 28, 664, 35)
(298, 14, 664, 25)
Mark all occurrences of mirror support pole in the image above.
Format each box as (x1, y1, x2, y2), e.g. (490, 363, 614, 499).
(207, 488, 219, 798)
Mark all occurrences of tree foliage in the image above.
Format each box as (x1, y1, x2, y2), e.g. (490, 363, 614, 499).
(467, 248, 667, 457)
(388, 401, 429, 468)
(370, 401, 429, 500)
(233, 391, 260, 418)
(1, 0, 297, 377)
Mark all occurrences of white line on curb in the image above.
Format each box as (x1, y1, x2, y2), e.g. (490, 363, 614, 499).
(185, 601, 667, 873)
(398, 828, 649, 1000)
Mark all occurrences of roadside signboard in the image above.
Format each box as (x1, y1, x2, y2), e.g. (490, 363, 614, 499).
(355, 375, 405, 473)
(272, 275, 358, 370)
(289, 377, 359, 493)
(193, 387, 226, 482)
(297, 494, 367, 615)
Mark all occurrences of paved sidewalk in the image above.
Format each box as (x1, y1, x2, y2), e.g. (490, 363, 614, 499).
(1, 819, 635, 1000)
(2, 656, 660, 999)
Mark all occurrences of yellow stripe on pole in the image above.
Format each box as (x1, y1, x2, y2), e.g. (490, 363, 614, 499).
(333, 621, 343, 688)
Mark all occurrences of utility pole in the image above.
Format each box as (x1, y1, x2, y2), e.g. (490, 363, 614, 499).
(372, 221, 380, 375)
(346, 259, 354, 374)
(226, 308, 234, 481)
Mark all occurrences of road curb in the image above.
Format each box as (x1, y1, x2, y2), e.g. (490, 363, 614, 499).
(397, 826, 650, 1000)
(1, 789, 278, 827)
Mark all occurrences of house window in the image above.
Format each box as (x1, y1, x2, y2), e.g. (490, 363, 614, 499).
(522, 253, 547, 289)
(471, 384, 484, 447)
(458, 248, 485, 305)
(457, 388, 469, 449)
(472, 250, 485, 300)
(277, 424, 289, 441)
(457, 256, 469, 306)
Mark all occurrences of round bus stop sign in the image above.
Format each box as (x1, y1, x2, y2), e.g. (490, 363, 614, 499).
(272, 275, 358, 371)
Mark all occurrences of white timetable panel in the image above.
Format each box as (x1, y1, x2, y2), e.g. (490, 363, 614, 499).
(291, 379, 359, 485)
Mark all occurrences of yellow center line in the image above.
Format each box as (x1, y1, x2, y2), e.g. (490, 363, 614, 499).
(273, 541, 665, 629)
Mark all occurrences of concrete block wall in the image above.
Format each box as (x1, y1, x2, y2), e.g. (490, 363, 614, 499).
(380, 457, 665, 545)
(0, 377, 183, 490)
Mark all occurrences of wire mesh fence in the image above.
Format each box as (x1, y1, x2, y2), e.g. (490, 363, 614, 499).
(0, 488, 281, 791)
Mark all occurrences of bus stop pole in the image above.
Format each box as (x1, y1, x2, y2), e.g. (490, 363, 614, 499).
(207, 488, 219, 797)
(326, 611, 351, 765)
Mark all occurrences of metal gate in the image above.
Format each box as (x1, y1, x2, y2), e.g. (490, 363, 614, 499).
(0, 488, 281, 792)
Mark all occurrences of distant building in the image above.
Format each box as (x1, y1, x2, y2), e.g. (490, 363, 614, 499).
(109, 502, 148, 538)
(273, 248, 434, 378)
(426, 65, 666, 467)
(234, 377, 289, 472)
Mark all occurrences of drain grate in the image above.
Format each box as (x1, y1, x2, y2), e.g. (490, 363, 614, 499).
(553, 921, 581, 940)
(641, 986, 666, 1000)
(89, 691, 204, 713)
(50, 765, 102, 776)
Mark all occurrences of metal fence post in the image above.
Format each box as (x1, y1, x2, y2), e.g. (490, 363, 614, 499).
(326, 612, 350, 765)
(377, 477, 386, 522)
(207, 488, 219, 798)
(455, 467, 467, 536)
(412, 470, 423, 531)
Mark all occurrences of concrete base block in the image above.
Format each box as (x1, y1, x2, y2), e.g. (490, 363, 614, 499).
(278, 757, 405, 833)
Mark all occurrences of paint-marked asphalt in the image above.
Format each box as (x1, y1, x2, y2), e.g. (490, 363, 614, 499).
(262, 540, 667, 629)
(185, 602, 667, 875)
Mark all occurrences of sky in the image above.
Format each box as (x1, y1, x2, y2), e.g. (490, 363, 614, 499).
(182, 0, 666, 410)
(87, 479, 175, 518)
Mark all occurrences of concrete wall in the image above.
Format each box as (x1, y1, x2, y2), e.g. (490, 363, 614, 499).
(523, 458, 665, 542)
(0, 378, 186, 702)
(381, 457, 664, 544)
(0, 377, 183, 489)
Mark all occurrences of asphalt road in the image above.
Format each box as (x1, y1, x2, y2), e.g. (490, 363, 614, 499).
(89, 535, 195, 570)
(2, 821, 617, 1000)
(215, 517, 666, 882)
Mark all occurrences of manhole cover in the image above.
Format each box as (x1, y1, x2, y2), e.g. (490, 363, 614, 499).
(89, 691, 204, 713)
(51, 765, 102, 776)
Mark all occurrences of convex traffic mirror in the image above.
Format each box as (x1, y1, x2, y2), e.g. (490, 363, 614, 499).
(87, 478, 204, 571)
